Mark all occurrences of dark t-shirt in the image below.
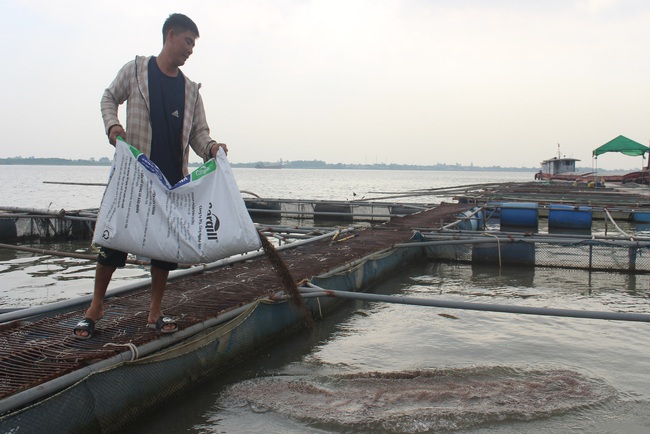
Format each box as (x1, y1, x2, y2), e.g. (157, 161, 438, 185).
(148, 56, 185, 185)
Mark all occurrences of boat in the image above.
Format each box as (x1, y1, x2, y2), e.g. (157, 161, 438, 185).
(534, 155, 588, 182)
(533, 142, 595, 182)
(0, 203, 472, 432)
(621, 169, 650, 185)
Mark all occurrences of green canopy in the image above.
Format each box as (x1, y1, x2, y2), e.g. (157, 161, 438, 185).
(592, 135, 649, 158)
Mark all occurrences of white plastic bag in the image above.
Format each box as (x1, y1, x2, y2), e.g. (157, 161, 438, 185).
(93, 139, 261, 263)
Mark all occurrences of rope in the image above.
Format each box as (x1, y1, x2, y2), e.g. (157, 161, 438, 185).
(103, 342, 139, 361)
(482, 232, 503, 269)
(603, 208, 632, 239)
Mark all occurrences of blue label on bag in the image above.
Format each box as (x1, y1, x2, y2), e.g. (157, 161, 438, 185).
(137, 154, 170, 188)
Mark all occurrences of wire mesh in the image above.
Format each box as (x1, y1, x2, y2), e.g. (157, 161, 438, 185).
(424, 236, 650, 273)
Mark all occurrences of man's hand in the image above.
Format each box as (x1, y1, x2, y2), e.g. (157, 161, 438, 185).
(108, 125, 126, 146)
(210, 142, 228, 158)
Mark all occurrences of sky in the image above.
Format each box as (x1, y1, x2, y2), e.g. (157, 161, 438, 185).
(2, 0, 650, 170)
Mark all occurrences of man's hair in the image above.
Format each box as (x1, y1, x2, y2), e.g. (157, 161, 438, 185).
(162, 13, 199, 43)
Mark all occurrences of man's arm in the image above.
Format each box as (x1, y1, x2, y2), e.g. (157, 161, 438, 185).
(101, 61, 134, 145)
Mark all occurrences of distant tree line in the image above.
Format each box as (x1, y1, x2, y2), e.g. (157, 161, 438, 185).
(3, 156, 613, 172)
(236, 159, 539, 171)
(0, 156, 112, 166)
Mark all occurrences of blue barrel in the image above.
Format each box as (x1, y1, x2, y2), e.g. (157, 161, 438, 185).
(455, 207, 484, 231)
(630, 211, 650, 223)
(548, 204, 592, 230)
(472, 241, 535, 266)
(500, 202, 538, 229)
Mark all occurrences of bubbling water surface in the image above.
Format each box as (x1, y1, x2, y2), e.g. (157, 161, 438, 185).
(221, 366, 615, 433)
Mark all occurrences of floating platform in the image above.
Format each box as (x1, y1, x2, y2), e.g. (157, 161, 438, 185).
(243, 197, 431, 223)
(0, 202, 471, 432)
(454, 181, 650, 220)
(0, 198, 433, 242)
(4, 185, 650, 431)
(2, 181, 649, 242)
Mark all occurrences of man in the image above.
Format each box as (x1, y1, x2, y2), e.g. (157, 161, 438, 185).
(74, 13, 227, 339)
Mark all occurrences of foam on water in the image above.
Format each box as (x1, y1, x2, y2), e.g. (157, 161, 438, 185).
(220, 366, 615, 433)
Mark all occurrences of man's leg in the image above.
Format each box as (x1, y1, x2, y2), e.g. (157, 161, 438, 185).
(148, 265, 176, 331)
(74, 263, 116, 338)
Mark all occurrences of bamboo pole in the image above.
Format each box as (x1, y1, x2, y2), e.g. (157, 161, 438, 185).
(0, 206, 68, 216)
(42, 181, 107, 187)
(361, 182, 506, 201)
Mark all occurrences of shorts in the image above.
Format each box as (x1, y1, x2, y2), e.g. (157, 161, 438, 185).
(97, 246, 178, 271)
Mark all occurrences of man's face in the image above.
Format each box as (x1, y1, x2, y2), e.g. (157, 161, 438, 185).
(167, 29, 197, 67)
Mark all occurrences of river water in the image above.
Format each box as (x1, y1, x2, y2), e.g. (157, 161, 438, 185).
(2, 166, 650, 433)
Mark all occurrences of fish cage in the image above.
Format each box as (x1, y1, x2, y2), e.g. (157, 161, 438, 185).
(6, 215, 94, 241)
(417, 232, 650, 273)
(0, 207, 98, 242)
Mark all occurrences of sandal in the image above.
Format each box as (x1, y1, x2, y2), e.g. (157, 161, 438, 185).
(147, 316, 178, 334)
(72, 318, 96, 340)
